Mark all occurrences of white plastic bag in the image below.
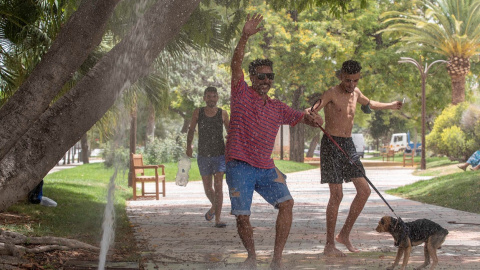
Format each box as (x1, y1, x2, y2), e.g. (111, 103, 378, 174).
(175, 155, 191, 187)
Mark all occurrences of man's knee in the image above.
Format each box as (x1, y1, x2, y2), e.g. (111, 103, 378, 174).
(358, 181, 371, 198)
(329, 191, 343, 203)
(364, 186, 372, 197)
(236, 215, 250, 227)
(213, 178, 223, 189)
(278, 199, 294, 210)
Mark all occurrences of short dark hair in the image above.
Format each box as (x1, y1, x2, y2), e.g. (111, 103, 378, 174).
(204, 86, 217, 96)
(341, 60, 362, 74)
(248, 59, 273, 76)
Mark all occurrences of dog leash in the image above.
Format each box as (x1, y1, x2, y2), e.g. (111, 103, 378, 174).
(310, 99, 399, 219)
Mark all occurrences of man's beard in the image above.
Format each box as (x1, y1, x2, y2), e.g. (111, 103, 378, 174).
(255, 83, 271, 95)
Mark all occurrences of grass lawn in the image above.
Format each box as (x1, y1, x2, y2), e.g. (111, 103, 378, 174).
(4, 163, 139, 262)
(2, 159, 316, 262)
(387, 168, 480, 214)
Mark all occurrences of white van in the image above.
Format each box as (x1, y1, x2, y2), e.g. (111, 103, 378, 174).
(389, 132, 421, 152)
(352, 133, 365, 158)
(389, 133, 408, 152)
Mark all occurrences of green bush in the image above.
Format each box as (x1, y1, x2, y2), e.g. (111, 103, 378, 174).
(143, 131, 186, 164)
(427, 102, 480, 160)
(101, 142, 130, 168)
(440, 126, 465, 158)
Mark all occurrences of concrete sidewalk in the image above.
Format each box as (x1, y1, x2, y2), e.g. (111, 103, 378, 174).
(126, 166, 480, 269)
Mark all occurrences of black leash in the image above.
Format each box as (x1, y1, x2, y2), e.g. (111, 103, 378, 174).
(310, 99, 399, 219)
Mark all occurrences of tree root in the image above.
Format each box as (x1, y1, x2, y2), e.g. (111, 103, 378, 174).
(0, 229, 99, 257)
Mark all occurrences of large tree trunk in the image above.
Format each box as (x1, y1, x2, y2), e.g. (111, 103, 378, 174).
(289, 85, 305, 162)
(306, 134, 320, 158)
(447, 56, 469, 105)
(0, 0, 202, 212)
(450, 74, 466, 105)
(0, 0, 120, 160)
(170, 107, 189, 133)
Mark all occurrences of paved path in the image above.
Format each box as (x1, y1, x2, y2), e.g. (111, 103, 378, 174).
(126, 167, 480, 270)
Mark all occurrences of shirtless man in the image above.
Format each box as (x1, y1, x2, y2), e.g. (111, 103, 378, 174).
(311, 60, 402, 257)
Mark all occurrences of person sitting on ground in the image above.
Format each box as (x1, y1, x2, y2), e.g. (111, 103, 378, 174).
(28, 180, 57, 207)
(457, 150, 480, 171)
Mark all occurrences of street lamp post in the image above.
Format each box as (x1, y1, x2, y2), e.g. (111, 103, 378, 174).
(398, 57, 448, 170)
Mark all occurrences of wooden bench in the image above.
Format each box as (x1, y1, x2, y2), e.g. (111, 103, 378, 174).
(130, 153, 166, 200)
(380, 146, 395, 161)
(403, 150, 415, 167)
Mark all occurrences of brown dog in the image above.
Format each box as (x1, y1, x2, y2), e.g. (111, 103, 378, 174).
(376, 216, 448, 270)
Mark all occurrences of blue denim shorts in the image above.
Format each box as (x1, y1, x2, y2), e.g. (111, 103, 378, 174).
(226, 159, 292, 216)
(197, 155, 226, 176)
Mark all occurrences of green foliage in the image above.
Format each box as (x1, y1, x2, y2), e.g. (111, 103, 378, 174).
(267, 0, 369, 17)
(380, 0, 480, 58)
(168, 49, 231, 121)
(387, 170, 480, 214)
(142, 132, 187, 164)
(101, 142, 130, 168)
(426, 102, 480, 160)
(439, 126, 465, 157)
(0, 0, 40, 44)
(0, 0, 78, 103)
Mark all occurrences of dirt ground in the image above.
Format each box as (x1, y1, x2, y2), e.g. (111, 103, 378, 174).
(0, 212, 141, 270)
(2, 164, 479, 270)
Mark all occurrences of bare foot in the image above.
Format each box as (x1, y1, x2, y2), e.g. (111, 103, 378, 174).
(336, 235, 360, 253)
(239, 256, 257, 270)
(269, 260, 284, 270)
(457, 165, 467, 171)
(323, 243, 346, 257)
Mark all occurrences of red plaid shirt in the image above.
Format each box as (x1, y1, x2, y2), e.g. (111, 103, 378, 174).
(226, 75, 304, 169)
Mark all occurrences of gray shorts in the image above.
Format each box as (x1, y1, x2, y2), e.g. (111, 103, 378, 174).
(320, 135, 365, 184)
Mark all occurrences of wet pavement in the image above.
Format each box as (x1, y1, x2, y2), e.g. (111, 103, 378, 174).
(126, 165, 480, 270)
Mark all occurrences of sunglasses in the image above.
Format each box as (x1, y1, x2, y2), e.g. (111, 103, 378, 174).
(256, 73, 275, 80)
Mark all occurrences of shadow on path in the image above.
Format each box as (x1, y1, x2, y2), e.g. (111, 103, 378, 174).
(127, 168, 480, 270)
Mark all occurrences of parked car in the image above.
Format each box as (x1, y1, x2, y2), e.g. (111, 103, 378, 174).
(352, 133, 365, 158)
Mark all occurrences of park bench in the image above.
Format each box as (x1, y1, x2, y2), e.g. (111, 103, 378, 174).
(403, 149, 415, 167)
(130, 153, 166, 200)
(380, 145, 395, 161)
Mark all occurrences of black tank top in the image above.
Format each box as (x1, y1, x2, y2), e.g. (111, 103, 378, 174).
(198, 107, 225, 157)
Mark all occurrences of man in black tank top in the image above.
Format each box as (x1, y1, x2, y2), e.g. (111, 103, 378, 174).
(186, 87, 230, 228)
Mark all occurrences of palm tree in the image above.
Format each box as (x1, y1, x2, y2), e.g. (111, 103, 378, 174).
(381, 0, 480, 104)
(0, 0, 77, 105)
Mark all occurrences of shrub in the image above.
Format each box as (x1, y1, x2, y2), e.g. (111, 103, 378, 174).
(143, 131, 186, 164)
(427, 102, 480, 160)
(101, 142, 130, 168)
(440, 126, 465, 159)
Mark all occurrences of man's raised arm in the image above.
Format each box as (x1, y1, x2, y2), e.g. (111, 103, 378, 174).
(231, 14, 264, 84)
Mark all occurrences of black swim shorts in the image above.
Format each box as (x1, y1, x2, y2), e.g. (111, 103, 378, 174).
(320, 135, 365, 184)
